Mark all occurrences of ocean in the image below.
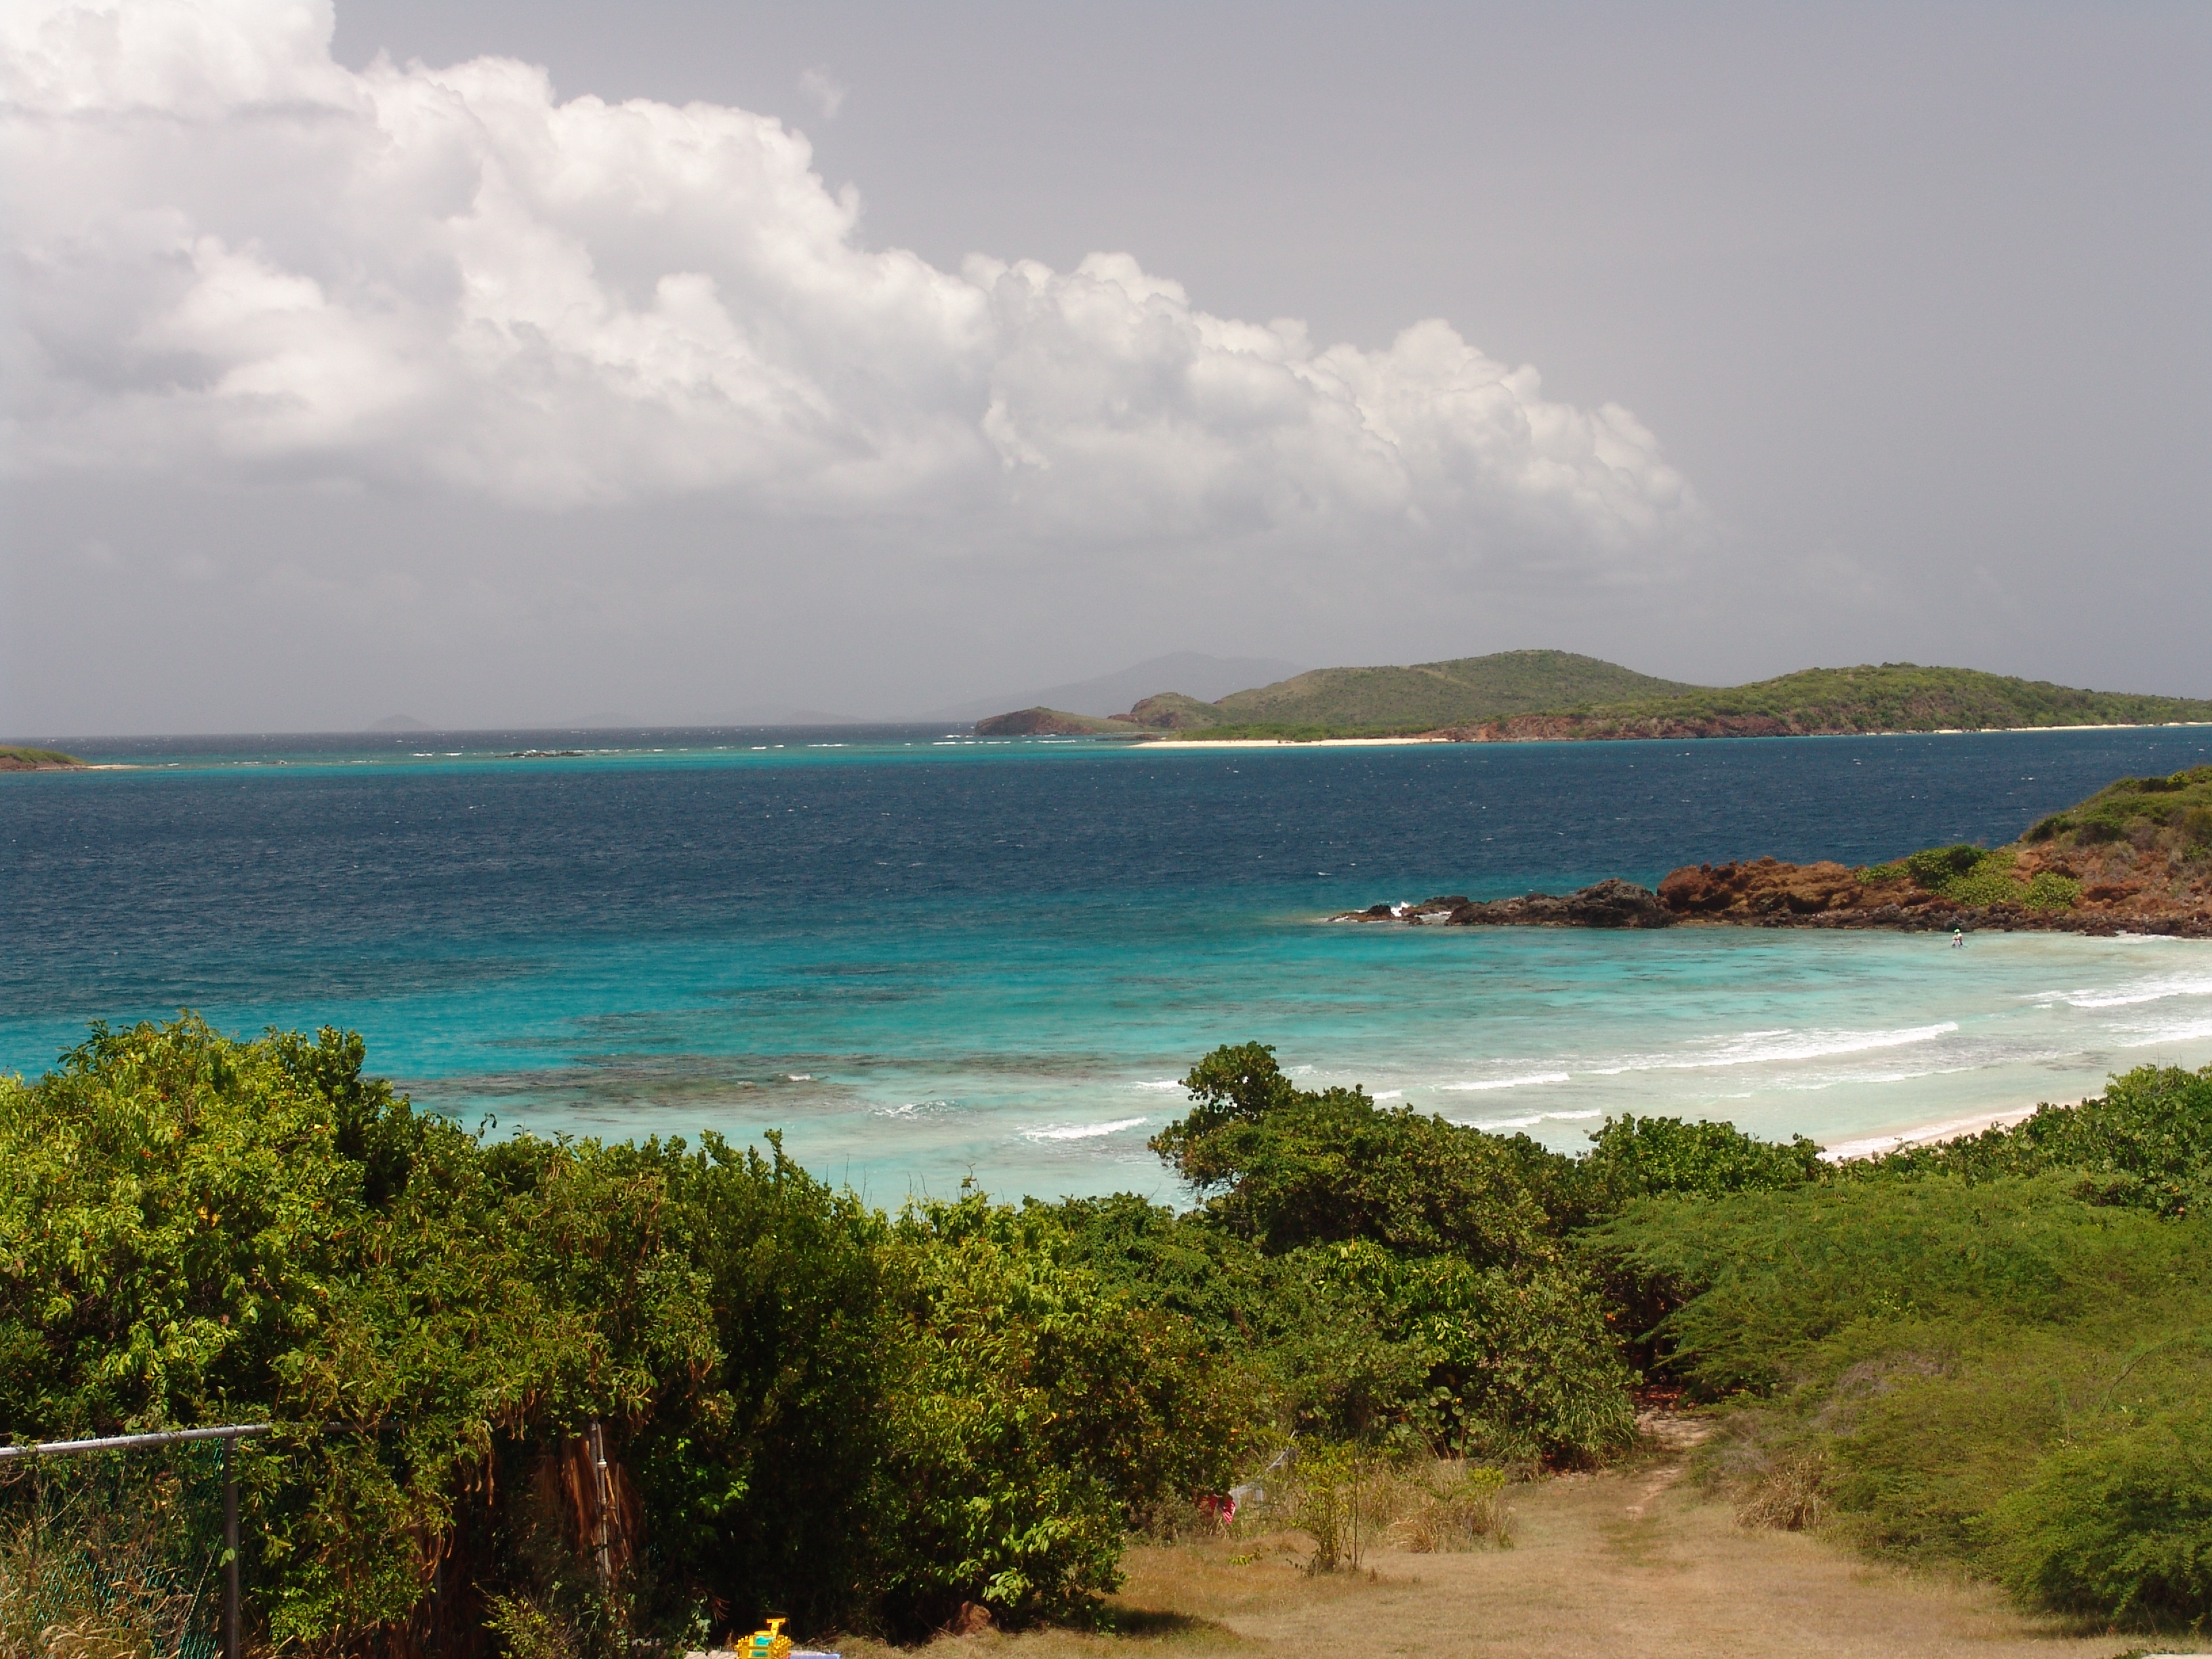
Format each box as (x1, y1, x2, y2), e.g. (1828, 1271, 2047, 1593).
(6, 724, 2212, 1204)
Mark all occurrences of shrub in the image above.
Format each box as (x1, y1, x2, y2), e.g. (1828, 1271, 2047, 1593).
(1992, 1408, 2212, 1624)
(1578, 1114, 1822, 1212)
(1734, 1446, 1832, 1532)
(2024, 872, 2081, 911)
(1858, 1063, 2212, 1216)
(1886, 844, 2041, 906)
(1147, 1044, 1557, 1266)
(1944, 865, 2026, 906)
(1279, 1443, 1404, 1573)
(1904, 844, 1987, 887)
(1392, 1462, 1512, 1552)
(875, 1196, 1245, 1630)
(1311, 1244, 1636, 1462)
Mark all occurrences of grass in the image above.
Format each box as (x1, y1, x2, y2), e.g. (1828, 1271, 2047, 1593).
(0, 746, 83, 769)
(828, 1452, 2137, 1658)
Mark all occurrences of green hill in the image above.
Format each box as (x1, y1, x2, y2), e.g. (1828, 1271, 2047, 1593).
(0, 745, 84, 770)
(970, 708, 1146, 736)
(970, 656, 2212, 743)
(1208, 649, 1701, 729)
(1551, 663, 2212, 739)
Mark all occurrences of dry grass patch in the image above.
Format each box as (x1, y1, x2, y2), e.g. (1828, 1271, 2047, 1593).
(833, 1461, 2144, 1659)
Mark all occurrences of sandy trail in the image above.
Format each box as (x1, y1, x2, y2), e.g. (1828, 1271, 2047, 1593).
(848, 1442, 2139, 1659)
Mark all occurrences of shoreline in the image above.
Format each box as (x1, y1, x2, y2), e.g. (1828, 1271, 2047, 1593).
(1820, 1105, 2043, 1162)
(1139, 718, 2212, 750)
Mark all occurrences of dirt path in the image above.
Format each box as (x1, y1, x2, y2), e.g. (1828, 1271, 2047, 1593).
(848, 1450, 2142, 1659)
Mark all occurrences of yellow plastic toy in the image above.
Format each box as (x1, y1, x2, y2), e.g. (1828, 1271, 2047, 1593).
(745, 1618, 793, 1659)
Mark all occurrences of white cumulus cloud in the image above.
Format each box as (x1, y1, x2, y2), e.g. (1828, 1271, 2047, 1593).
(0, 0, 1698, 561)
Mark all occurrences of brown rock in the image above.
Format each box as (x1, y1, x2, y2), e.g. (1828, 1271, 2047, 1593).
(947, 1602, 994, 1637)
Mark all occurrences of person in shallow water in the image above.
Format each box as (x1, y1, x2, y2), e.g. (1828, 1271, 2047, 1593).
(1952, 928, 1965, 948)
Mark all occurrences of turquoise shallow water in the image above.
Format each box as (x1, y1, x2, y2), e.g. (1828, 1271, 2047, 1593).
(5, 724, 2211, 1201)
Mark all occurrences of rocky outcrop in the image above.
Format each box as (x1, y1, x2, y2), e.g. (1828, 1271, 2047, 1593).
(1332, 767, 2212, 937)
(1334, 857, 2212, 937)
(1655, 857, 1919, 919)
(1334, 879, 1674, 929)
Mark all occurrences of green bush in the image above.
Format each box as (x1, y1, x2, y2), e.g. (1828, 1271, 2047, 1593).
(2023, 871, 2081, 910)
(1147, 1043, 1556, 1266)
(1858, 1063, 2212, 1216)
(1590, 1068, 2212, 1624)
(2032, 767, 2212, 850)
(1904, 844, 1988, 887)
(1885, 844, 2037, 905)
(1578, 1113, 1822, 1213)
(875, 1195, 1244, 1628)
(1992, 1408, 2212, 1623)
(1344, 1247, 1634, 1461)
(1944, 867, 2026, 906)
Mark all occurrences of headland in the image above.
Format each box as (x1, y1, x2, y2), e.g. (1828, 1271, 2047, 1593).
(973, 653, 2212, 745)
(0, 745, 85, 771)
(1332, 765, 2212, 939)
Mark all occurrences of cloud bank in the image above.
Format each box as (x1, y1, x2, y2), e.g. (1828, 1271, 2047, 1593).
(1, 0, 1695, 562)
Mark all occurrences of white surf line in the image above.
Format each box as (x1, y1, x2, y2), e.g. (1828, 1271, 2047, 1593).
(1821, 1105, 2043, 1162)
(1019, 1116, 1149, 1143)
(1438, 1072, 1573, 1092)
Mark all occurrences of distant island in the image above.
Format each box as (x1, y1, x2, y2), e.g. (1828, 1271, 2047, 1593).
(0, 745, 85, 771)
(972, 649, 2212, 743)
(1334, 765, 2212, 939)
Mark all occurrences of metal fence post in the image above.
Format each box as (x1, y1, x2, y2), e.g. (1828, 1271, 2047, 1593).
(224, 1435, 241, 1659)
(588, 1419, 613, 1589)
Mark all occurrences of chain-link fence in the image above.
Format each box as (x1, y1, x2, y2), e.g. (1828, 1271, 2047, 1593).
(0, 1427, 264, 1659)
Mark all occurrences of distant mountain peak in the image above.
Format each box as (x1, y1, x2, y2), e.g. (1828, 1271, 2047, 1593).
(929, 652, 1307, 722)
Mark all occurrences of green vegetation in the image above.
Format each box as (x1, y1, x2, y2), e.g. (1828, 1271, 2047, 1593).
(2025, 765, 2212, 853)
(972, 659, 2212, 744)
(1576, 663, 2212, 736)
(0, 746, 83, 769)
(0, 1020, 1239, 1647)
(1164, 663, 2212, 742)
(1849, 766, 2212, 918)
(970, 708, 1147, 736)
(1862, 844, 2072, 908)
(1120, 693, 1229, 730)
(13, 1018, 2212, 1643)
(1204, 649, 1699, 730)
(1595, 1061, 2212, 1629)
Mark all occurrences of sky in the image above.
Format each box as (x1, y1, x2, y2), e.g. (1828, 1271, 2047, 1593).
(3, 0, 2207, 735)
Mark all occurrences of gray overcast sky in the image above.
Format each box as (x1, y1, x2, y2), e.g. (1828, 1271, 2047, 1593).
(3, 0, 2207, 733)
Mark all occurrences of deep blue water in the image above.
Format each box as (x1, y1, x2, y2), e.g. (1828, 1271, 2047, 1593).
(7, 724, 2212, 1199)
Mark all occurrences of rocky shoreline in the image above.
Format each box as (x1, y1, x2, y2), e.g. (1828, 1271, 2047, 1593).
(1334, 856, 2212, 939)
